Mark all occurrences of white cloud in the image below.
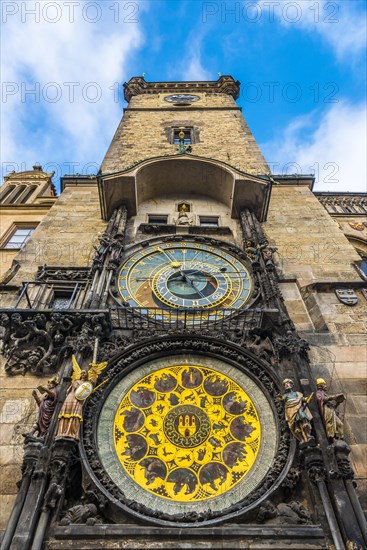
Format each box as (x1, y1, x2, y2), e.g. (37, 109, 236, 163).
(261, 101, 367, 192)
(179, 31, 212, 81)
(183, 53, 212, 81)
(257, 0, 366, 60)
(1, 0, 144, 182)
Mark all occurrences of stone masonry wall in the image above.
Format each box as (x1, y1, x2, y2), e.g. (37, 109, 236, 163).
(265, 184, 367, 512)
(264, 185, 362, 286)
(0, 362, 40, 529)
(0, 207, 51, 279)
(101, 93, 269, 176)
(0, 185, 106, 309)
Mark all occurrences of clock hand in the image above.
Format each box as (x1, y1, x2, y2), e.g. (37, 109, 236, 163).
(157, 247, 179, 265)
(189, 250, 203, 264)
(181, 272, 206, 299)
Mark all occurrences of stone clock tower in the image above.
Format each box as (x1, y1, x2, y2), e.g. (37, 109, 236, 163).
(1, 77, 366, 550)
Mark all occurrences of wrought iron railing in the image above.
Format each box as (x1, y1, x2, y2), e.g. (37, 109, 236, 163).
(7, 283, 278, 334)
(13, 281, 83, 309)
(109, 306, 273, 332)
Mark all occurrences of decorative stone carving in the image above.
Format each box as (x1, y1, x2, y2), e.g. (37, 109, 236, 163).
(244, 240, 265, 270)
(316, 378, 345, 443)
(256, 500, 312, 524)
(123, 75, 240, 102)
(282, 379, 314, 445)
(274, 332, 310, 360)
(0, 311, 110, 376)
(19, 437, 44, 481)
(281, 467, 301, 494)
(25, 377, 59, 438)
(333, 440, 354, 479)
(59, 503, 98, 525)
(262, 246, 277, 271)
(0, 312, 57, 375)
(42, 439, 78, 512)
(316, 193, 367, 215)
(300, 445, 326, 484)
(174, 209, 193, 226)
(92, 205, 127, 271)
(36, 266, 92, 282)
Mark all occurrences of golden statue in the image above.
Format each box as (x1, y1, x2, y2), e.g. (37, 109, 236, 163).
(282, 379, 313, 444)
(56, 355, 107, 440)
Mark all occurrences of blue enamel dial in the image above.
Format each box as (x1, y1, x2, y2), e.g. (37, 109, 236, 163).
(117, 242, 252, 313)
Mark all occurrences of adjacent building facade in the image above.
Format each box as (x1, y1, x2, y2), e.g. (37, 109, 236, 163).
(0, 76, 366, 549)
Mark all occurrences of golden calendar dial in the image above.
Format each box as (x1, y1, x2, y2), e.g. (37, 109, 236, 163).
(96, 355, 279, 520)
(113, 365, 261, 502)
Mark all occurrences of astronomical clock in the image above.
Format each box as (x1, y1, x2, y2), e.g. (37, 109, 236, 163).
(116, 239, 253, 322)
(79, 235, 292, 525)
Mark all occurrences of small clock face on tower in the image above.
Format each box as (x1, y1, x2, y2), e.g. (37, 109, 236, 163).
(164, 94, 200, 103)
(117, 241, 253, 319)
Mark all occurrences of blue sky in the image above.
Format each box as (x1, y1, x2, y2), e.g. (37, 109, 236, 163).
(1, 0, 366, 192)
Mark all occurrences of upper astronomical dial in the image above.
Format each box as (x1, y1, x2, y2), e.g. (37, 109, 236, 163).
(117, 242, 252, 313)
(164, 94, 200, 104)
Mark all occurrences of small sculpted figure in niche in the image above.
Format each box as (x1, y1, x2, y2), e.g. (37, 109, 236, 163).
(316, 378, 345, 443)
(175, 209, 193, 226)
(176, 204, 193, 225)
(26, 376, 59, 438)
(93, 233, 111, 265)
(282, 379, 314, 444)
(109, 233, 125, 264)
(56, 355, 107, 440)
(244, 240, 266, 269)
(262, 246, 277, 270)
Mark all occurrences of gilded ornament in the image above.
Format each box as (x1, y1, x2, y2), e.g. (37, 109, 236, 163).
(113, 365, 261, 502)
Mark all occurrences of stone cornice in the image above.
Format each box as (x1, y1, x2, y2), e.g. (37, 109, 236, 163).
(123, 76, 240, 102)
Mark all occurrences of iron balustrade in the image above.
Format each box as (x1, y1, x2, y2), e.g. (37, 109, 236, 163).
(9, 283, 278, 334)
(109, 306, 274, 332)
(14, 281, 81, 310)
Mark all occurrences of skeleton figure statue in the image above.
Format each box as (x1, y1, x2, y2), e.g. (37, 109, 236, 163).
(316, 378, 345, 443)
(56, 355, 107, 440)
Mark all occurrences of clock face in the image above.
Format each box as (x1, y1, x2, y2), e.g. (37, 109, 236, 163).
(96, 354, 278, 520)
(113, 364, 261, 502)
(117, 241, 253, 319)
(164, 94, 200, 103)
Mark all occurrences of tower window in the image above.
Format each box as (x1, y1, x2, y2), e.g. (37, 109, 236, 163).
(2, 226, 36, 249)
(148, 214, 168, 225)
(199, 216, 219, 227)
(173, 129, 192, 145)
